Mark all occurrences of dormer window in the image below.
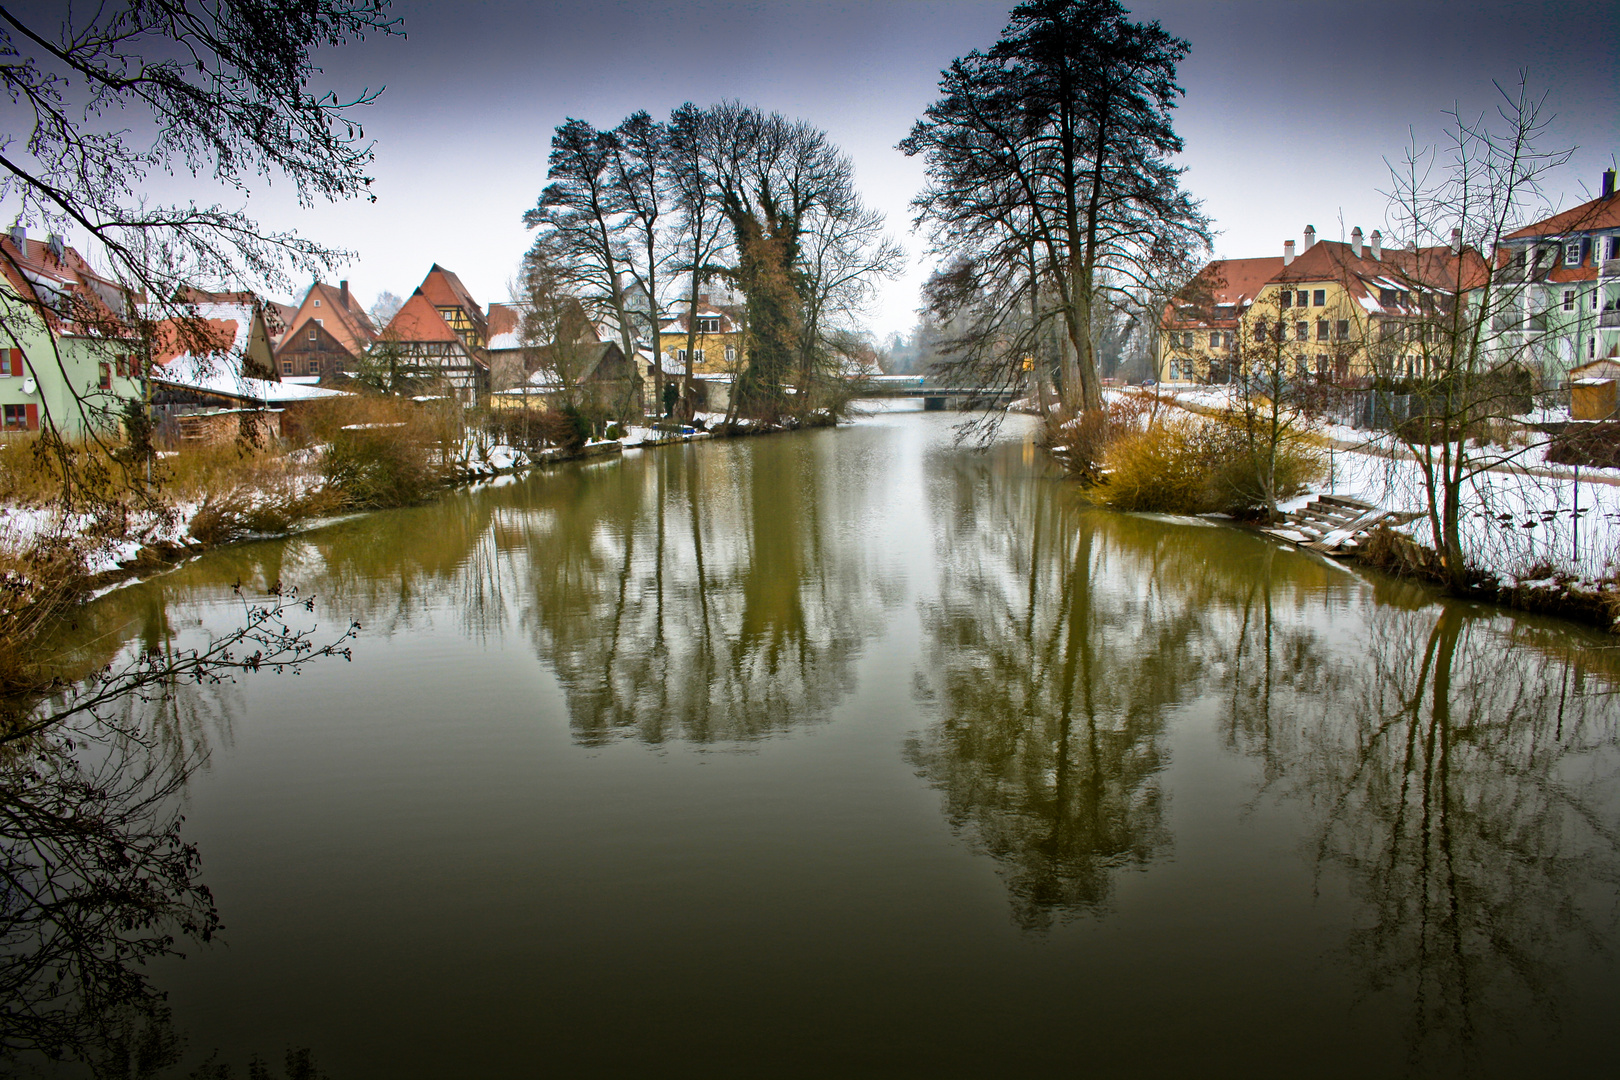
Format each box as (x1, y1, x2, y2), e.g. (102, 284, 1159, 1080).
(696, 316, 720, 334)
(1565, 241, 1582, 266)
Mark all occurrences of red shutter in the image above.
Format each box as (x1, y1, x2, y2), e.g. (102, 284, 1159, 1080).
(25, 404, 38, 431)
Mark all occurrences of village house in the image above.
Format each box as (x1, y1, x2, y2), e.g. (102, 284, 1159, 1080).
(1493, 168, 1620, 385)
(1159, 225, 1487, 387)
(273, 279, 378, 381)
(657, 297, 742, 378)
(149, 299, 346, 442)
(377, 264, 491, 402)
(0, 228, 143, 437)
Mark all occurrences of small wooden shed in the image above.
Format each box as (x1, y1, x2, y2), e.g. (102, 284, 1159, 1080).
(1569, 359, 1620, 421)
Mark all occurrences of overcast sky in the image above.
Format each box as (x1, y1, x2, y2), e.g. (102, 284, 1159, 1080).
(147, 0, 1620, 336)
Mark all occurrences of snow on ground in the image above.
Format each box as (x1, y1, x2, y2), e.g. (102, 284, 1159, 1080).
(1306, 441, 1620, 582)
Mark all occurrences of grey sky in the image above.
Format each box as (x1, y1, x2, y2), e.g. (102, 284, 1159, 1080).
(193, 0, 1620, 335)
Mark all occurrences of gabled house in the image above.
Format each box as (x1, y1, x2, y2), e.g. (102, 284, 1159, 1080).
(148, 300, 345, 439)
(379, 286, 489, 402)
(1494, 168, 1620, 383)
(1160, 225, 1487, 386)
(273, 279, 378, 381)
(0, 228, 142, 437)
(417, 263, 489, 353)
(657, 297, 742, 377)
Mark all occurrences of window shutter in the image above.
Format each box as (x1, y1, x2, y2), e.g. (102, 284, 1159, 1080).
(25, 404, 38, 430)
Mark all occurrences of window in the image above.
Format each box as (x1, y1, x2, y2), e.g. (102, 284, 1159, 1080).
(1607, 237, 1620, 261)
(1313, 289, 1326, 307)
(1400, 291, 1411, 307)
(313, 298, 321, 307)
(1380, 288, 1397, 306)
(283, 360, 293, 375)
(308, 326, 317, 341)
(693, 349, 704, 365)
(1564, 290, 1576, 311)
(1253, 320, 1267, 342)
(1210, 331, 1222, 349)
(307, 359, 319, 375)
(1316, 319, 1329, 341)
(1315, 354, 1327, 376)
(4, 404, 25, 428)
(1592, 338, 1598, 359)
(1336, 320, 1349, 340)
(97, 362, 110, 389)
(725, 345, 736, 364)
(1565, 241, 1582, 266)
(1593, 291, 1601, 311)
(1296, 290, 1309, 308)
(676, 349, 688, 363)
(0, 348, 18, 376)
(1295, 321, 1308, 341)
(1514, 250, 1526, 268)
(1279, 292, 1292, 309)
(696, 316, 720, 334)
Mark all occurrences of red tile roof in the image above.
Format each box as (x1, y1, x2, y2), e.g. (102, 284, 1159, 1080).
(1505, 193, 1620, 239)
(384, 291, 460, 343)
(417, 263, 487, 336)
(279, 280, 378, 357)
(0, 235, 129, 333)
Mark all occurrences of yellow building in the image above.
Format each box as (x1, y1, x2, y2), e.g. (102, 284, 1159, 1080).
(657, 300, 742, 376)
(1160, 226, 1486, 386)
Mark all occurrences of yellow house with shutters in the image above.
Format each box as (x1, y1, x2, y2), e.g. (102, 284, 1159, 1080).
(1160, 226, 1488, 386)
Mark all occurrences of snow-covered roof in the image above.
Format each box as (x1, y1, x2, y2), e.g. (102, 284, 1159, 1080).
(155, 355, 347, 404)
(488, 331, 524, 351)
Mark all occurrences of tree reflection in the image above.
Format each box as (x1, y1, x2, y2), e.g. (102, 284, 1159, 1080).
(1249, 604, 1620, 1067)
(2, 681, 220, 1067)
(513, 436, 899, 744)
(909, 448, 1207, 928)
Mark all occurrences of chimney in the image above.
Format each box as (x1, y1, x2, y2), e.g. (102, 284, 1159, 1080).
(46, 233, 64, 260)
(1283, 239, 1296, 266)
(698, 292, 711, 306)
(1304, 224, 1316, 250)
(1604, 169, 1616, 199)
(1450, 228, 1462, 254)
(340, 279, 350, 310)
(1370, 230, 1382, 261)
(1350, 227, 1364, 259)
(7, 225, 24, 252)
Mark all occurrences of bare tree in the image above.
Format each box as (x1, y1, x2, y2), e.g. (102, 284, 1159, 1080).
(1373, 78, 1575, 590)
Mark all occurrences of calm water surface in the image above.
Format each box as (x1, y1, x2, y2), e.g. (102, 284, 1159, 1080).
(40, 406, 1620, 1075)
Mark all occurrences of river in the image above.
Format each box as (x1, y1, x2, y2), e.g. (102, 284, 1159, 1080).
(13, 404, 1620, 1076)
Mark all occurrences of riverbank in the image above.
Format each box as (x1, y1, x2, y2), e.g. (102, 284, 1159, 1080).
(1113, 386, 1620, 631)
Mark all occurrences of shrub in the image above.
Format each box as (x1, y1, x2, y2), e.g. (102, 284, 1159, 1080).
(1097, 410, 1323, 516)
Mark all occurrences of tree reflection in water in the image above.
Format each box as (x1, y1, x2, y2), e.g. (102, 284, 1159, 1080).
(1231, 598, 1620, 1068)
(2, 676, 222, 1069)
(912, 436, 1620, 1064)
(515, 435, 900, 744)
(908, 447, 1224, 928)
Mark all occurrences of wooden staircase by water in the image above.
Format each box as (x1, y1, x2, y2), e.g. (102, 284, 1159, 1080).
(1259, 494, 1421, 556)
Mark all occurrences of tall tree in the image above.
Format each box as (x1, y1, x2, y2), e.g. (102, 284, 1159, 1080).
(607, 111, 673, 415)
(523, 119, 640, 386)
(902, 0, 1209, 415)
(665, 102, 729, 416)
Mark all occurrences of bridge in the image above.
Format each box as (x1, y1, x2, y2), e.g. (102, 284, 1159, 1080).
(852, 375, 1023, 411)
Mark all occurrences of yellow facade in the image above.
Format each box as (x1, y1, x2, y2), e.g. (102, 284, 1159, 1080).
(1159, 256, 1433, 386)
